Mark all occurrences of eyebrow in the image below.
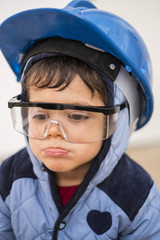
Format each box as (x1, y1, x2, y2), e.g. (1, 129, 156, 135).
(64, 101, 104, 107)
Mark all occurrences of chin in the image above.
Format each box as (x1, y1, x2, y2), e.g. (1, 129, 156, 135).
(42, 159, 69, 173)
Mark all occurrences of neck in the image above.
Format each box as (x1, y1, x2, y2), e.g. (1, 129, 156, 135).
(54, 160, 93, 186)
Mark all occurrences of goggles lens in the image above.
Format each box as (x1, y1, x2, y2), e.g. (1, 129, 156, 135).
(8, 95, 128, 143)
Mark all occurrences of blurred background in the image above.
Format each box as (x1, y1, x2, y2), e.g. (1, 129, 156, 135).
(0, 0, 160, 188)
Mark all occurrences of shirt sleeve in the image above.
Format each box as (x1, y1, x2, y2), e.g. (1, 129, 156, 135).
(0, 195, 16, 240)
(119, 183, 160, 240)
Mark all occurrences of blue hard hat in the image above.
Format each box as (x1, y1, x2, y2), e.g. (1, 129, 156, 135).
(0, 0, 153, 129)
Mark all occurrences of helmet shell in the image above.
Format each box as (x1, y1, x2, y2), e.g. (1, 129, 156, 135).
(0, 0, 153, 129)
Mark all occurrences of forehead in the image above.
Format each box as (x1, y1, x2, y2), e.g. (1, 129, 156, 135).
(29, 75, 105, 107)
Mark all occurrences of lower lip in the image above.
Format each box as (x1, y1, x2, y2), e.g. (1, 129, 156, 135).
(44, 148, 69, 157)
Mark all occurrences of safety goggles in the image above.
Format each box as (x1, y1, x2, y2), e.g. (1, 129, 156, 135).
(8, 95, 128, 143)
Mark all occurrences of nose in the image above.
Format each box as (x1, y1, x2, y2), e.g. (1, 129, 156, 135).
(48, 124, 62, 138)
(44, 120, 67, 140)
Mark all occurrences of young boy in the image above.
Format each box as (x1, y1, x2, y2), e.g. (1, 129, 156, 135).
(0, 1, 160, 239)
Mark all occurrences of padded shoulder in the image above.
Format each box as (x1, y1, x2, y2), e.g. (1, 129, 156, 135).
(0, 148, 37, 201)
(98, 154, 154, 221)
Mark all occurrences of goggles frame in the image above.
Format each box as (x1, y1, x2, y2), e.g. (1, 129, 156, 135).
(8, 94, 129, 143)
(8, 95, 129, 115)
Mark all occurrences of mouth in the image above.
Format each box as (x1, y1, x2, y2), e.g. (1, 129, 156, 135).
(44, 147, 69, 157)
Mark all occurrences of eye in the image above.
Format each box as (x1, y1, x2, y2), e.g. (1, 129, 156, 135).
(32, 113, 49, 121)
(68, 113, 89, 121)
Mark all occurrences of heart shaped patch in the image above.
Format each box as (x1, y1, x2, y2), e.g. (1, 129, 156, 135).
(87, 210, 112, 235)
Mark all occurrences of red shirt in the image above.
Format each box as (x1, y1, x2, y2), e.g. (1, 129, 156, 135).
(58, 185, 79, 206)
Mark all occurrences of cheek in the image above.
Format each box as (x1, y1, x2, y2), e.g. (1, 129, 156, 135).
(29, 138, 40, 158)
(75, 140, 103, 163)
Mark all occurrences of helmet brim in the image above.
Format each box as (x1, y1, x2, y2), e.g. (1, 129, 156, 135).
(0, 8, 115, 80)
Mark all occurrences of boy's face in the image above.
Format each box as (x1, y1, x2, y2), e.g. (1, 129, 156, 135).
(28, 75, 105, 185)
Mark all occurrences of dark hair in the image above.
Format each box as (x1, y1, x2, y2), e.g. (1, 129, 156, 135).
(21, 56, 108, 105)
